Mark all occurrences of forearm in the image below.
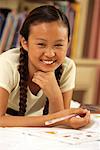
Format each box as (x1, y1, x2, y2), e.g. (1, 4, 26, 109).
(48, 92, 64, 113)
(0, 115, 46, 127)
(0, 111, 66, 127)
(0, 108, 90, 128)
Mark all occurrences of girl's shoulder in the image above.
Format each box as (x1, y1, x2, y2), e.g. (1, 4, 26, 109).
(0, 47, 20, 58)
(0, 48, 20, 92)
(0, 47, 20, 66)
(62, 57, 76, 69)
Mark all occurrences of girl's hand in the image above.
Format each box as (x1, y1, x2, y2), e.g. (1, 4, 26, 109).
(63, 108, 91, 129)
(32, 71, 62, 100)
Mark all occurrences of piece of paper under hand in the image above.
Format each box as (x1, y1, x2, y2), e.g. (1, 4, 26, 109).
(21, 127, 100, 145)
(81, 114, 100, 132)
(0, 126, 100, 150)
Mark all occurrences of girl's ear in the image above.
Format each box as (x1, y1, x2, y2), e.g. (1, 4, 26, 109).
(20, 36, 28, 51)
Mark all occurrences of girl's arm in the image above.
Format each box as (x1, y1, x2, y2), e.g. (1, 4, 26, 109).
(0, 87, 90, 128)
(0, 87, 9, 116)
(32, 71, 65, 113)
(0, 87, 64, 127)
(0, 107, 90, 128)
(62, 90, 73, 109)
(48, 89, 73, 113)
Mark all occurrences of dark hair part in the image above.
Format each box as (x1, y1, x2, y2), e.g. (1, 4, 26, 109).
(18, 5, 70, 116)
(18, 47, 28, 116)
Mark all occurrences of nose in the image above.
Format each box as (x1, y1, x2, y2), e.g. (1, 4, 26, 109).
(44, 48, 55, 57)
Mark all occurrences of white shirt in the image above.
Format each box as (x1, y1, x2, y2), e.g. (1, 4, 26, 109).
(0, 48, 76, 115)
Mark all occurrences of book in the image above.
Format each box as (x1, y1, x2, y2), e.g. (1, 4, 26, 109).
(70, 2, 81, 58)
(87, 0, 100, 58)
(76, 0, 89, 58)
(83, 0, 94, 58)
(96, 17, 100, 58)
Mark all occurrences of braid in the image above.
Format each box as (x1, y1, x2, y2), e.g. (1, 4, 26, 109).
(18, 47, 28, 116)
(43, 65, 63, 115)
(43, 98, 49, 115)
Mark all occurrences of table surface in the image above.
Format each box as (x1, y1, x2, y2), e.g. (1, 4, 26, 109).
(0, 113, 100, 150)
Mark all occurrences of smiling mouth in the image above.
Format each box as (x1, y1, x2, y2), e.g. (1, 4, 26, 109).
(41, 60, 56, 65)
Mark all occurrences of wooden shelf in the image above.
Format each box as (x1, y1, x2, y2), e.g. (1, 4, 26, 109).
(74, 58, 100, 66)
(73, 59, 100, 105)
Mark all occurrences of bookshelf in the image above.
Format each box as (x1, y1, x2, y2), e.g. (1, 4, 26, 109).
(0, 0, 100, 105)
(0, 0, 20, 10)
(73, 59, 100, 105)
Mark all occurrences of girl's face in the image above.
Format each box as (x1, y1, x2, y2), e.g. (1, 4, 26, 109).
(21, 21, 69, 75)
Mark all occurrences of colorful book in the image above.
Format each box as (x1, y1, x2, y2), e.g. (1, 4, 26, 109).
(83, 0, 94, 58)
(95, 16, 100, 58)
(70, 3, 81, 59)
(87, 0, 100, 58)
(76, 0, 89, 58)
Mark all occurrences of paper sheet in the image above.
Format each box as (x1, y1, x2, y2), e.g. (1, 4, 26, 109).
(0, 114, 100, 150)
(81, 113, 100, 132)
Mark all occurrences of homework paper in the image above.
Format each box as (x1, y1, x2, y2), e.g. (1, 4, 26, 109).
(0, 114, 100, 150)
(81, 113, 100, 132)
(22, 127, 100, 145)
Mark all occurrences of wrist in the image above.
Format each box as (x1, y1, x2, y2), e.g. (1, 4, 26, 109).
(43, 111, 70, 127)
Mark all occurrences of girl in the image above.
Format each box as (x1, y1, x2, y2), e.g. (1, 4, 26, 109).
(0, 5, 90, 128)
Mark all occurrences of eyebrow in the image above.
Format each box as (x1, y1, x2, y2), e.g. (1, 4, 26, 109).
(36, 38, 65, 42)
(55, 39, 65, 42)
(36, 38, 47, 41)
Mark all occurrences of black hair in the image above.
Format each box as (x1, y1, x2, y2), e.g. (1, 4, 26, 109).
(18, 5, 70, 116)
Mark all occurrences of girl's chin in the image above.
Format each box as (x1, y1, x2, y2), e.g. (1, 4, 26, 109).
(39, 67, 57, 72)
(39, 69, 55, 72)
(37, 64, 59, 72)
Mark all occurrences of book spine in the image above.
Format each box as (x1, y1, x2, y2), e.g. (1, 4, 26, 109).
(70, 3, 80, 58)
(87, 0, 100, 58)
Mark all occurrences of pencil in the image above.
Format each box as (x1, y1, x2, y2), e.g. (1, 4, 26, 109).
(45, 114, 77, 125)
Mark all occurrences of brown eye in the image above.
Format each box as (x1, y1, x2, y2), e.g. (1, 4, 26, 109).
(54, 44, 63, 48)
(37, 43, 46, 48)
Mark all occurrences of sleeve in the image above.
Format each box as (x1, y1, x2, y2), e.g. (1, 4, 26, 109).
(0, 58, 15, 93)
(60, 58, 76, 93)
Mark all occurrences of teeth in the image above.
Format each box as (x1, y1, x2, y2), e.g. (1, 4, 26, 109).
(42, 60, 54, 64)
